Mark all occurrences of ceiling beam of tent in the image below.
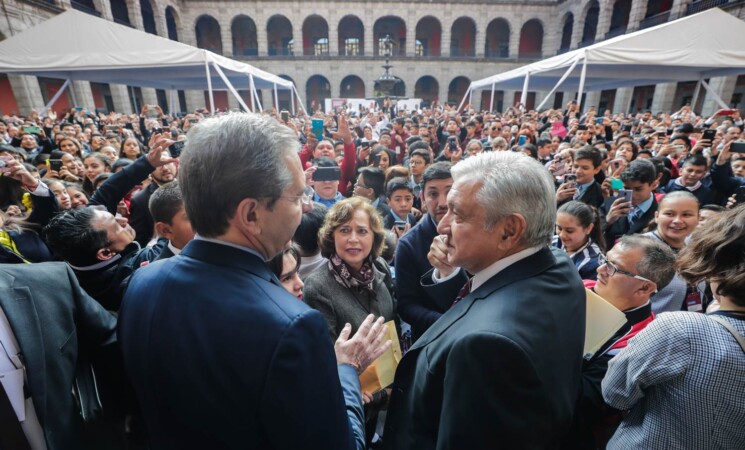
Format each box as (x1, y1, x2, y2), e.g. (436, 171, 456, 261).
(535, 56, 581, 111)
(273, 83, 279, 111)
(577, 56, 588, 112)
(700, 78, 729, 109)
(457, 86, 471, 112)
(249, 74, 263, 112)
(519, 72, 530, 111)
(211, 61, 250, 113)
(204, 58, 215, 115)
(43, 78, 70, 111)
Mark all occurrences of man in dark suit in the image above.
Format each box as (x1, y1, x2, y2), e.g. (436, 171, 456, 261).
(384, 152, 586, 449)
(556, 146, 605, 209)
(394, 162, 453, 341)
(601, 159, 659, 246)
(127, 150, 177, 246)
(118, 113, 389, 449)
(0, 263, 117, 450)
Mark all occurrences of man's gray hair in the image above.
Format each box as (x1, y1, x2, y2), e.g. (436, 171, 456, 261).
(451, 151, 556, 247)
(179, 113, 298, 237)
(615, 235, 676, 291)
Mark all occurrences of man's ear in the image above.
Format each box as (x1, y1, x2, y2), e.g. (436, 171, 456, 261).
(235, 197, 262, 235)
(155, 221, 173, 241)
(96, 247, 115, 262)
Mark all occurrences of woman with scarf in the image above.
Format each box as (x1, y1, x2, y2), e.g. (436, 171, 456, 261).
(304, 196, 397, 341)
(304, 196, 398, 447)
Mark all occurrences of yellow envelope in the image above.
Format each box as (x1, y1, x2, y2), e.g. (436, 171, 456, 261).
(359, 320, 402, 393)
(585, 288, 627, 358)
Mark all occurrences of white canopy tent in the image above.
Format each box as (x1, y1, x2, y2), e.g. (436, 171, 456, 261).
(0, 10, 304, 114)
(462, 8, 745, 113)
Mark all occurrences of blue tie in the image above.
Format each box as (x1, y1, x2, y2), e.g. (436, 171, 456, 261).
(628, 206, 643, 224)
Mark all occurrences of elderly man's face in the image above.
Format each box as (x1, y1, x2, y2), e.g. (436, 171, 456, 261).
(436, 178, 505, 274)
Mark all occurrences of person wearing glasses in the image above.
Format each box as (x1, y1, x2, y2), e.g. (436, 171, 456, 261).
(602, 206, 745, 449)
(563, 235, 676, 450)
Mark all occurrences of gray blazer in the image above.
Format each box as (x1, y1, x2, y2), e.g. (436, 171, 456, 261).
(304, 259, 396, 341)
(0, 263, 117, 450)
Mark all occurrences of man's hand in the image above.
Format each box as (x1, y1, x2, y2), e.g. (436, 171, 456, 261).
(555, 182, 577, 203)
(428, 235, 456, 278)
(146, 136, 178, 168)
(332, 114, 353, 145)
(605, 197, 632, 225)
(2, 158, 38, 189)
(334, 315, 391, 373)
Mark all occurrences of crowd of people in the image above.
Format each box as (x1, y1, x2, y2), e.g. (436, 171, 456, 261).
(0, 97, 744, 450)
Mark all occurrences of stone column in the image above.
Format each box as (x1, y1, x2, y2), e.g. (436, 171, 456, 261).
(227, 92, 240, 111)
(702, 76, 737, 116)
(584, 91, 601, 111)
(95, 0, 113, 20)
(262, 89, 275, 111)
(221, 17, 233, 57)
(127, 0, 145, 30)
(508, 23, 520, 58)
(257, 14, 269, 56)
(627, 0, 648, 32)
(7, 75, 45, 115)
(292, 23, 303, 57)
(595, 1, 613, 40)
(669, 0, 690, 21)
(570, 13, 584, 48)
(186, 91, 205, 113)
(111, 84, 134, 114)
(364, 16, 374, 57)
(405, 15, 416, 57)
(71, 81, 96, 110)
(650, 82, 677, 113)
(613, 87, 634, 114)
(474, 16, 487, 58)
(141, 88, 159, 108)
(329, 21, 339, 57)
(441, 16, 452, 57)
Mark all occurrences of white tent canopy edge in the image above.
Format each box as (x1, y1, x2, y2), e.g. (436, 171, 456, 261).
(0, 10, 304, 114)
(460, 8, 745, 113)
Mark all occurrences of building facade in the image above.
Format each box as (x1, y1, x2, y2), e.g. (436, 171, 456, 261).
(1, 0, 745, 116)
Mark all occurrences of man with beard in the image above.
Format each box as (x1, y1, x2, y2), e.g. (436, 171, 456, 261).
(394, 162, 453, 342)
(128, 149, 178, 245)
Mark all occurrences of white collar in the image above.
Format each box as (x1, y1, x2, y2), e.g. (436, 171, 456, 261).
(167, 240, 182, 256)
(471, 245, 543, 292)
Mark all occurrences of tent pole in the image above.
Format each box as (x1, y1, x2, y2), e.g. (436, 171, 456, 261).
(294, 85, 308, 115)
(249, 75, 263, 112)
(457, 86, 470, 112)
(700, 79, 729, 109)
(169, 88, 174, 115)
(205, 59, 215, 115)
(691, 77, 703, 113)
(520, 72, 530, 110)
(290, 87, 296, 115)
(212, 62, 251, 112)
(468, 89, 473, 111)
(535, 57, 581, 111)
(273, 83, 279, 111)
(43, 79, 70, 112)
(489, 83, 495, 112)
(68, 78, 79, 108)
(577, 56, 588, 113)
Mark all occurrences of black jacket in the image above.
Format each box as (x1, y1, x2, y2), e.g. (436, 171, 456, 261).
(128, 182, 158, 246)
(600, 196, 658, 246)
(0, 263, 117, 450)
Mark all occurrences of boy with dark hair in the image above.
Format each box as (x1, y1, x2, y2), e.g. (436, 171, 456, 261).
(601, 158, 659, 245)
(662, 154, 714, 205)
(293, 202, 329, 280)
(149, 180, 195, 260)
(384, 177, 417, 229)
(557, 146, 604, 208)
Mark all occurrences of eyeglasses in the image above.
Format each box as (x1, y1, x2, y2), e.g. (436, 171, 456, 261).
(354, 180, 371, 189)
(409, 160, 426, 166)
(598, 254, 655, 285)
(280, 186, 314, 206)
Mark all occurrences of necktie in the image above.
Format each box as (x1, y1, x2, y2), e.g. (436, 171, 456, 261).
(573, 185, 583, 200)
(451, 278, 473, 308)
(628, 206, 643, 225)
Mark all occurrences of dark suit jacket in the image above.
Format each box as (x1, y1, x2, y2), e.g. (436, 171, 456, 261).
(0, 263, 117, 450)
(384, 211, 417, 230)
(118, 239, 366, 449)
(559, 181, 604, 209)
(128, 182, 158, 247)
(394, 215, 460, 342)
(600, 196, 658, 246)
(384, 247, 586, 450)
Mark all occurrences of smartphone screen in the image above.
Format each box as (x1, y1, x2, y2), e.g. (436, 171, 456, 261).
(312, 166, 341, 182)
(702, 129, 716, 141)
(517, 135, 527, 146)
(730, 142, 745, 153)
(311, 119, 324, 140)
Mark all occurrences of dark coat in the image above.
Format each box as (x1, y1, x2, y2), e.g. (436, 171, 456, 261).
(128, 182, 158, 247)
(384, 247, 586, 450)
(118, 239, 366, 449)
(394, 215, 461, 341)
(600, 196, 658, 247)
(559, 180, 604, 209)
(0, 263, 117, 450)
